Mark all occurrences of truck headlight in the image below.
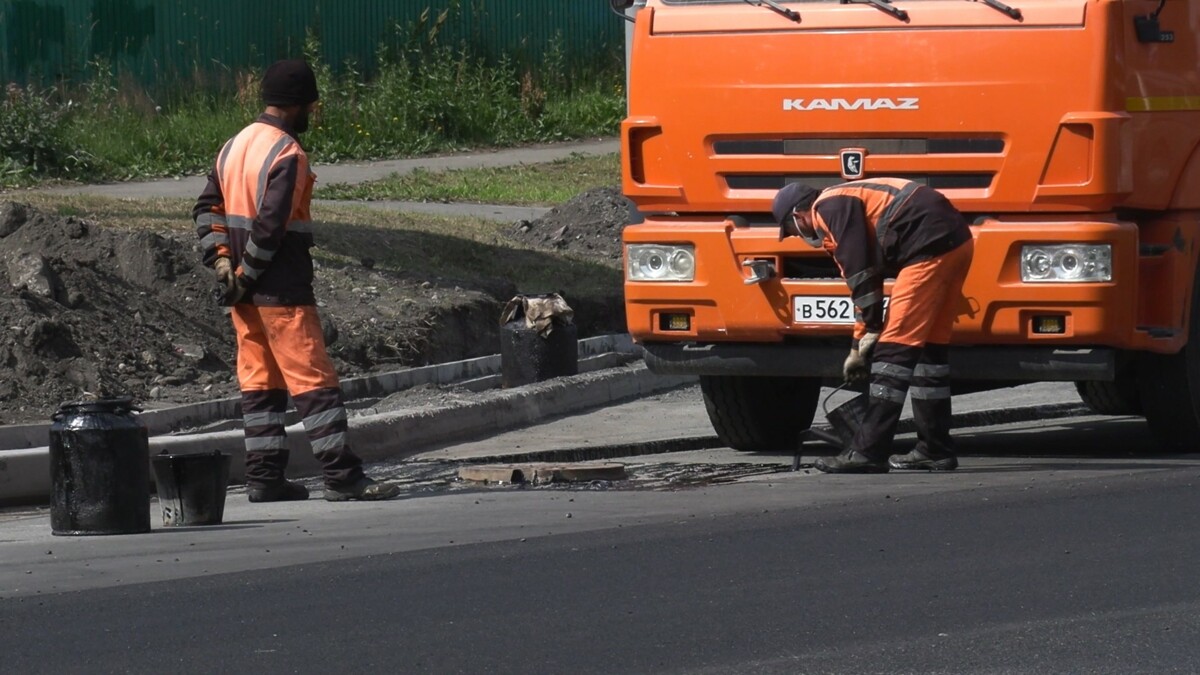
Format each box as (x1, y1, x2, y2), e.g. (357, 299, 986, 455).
(1021, 244, 1111, 283)
(627, 244, 695, 282)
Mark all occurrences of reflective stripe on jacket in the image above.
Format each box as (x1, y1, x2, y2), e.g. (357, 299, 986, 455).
(193, 113, 316, 306)
(810, 178, 971, 337)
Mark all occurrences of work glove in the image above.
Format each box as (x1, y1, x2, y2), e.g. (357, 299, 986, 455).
(224, 275, 248, 306)
(213, 257, 235, 295)
(213, 257, 247, 305)
(858, 331, 881, 361)
(843, 348, 868, 384)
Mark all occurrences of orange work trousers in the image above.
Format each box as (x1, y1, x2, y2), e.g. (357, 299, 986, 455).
(230, 305, 339, 395)
(880, 238, 975, 348)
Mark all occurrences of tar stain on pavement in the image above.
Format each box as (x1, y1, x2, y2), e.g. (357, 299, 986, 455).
(226, 460, 794, 500)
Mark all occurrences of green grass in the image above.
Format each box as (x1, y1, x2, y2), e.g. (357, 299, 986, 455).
(315, 152, 621, 206)
(0, 29, 625, 188)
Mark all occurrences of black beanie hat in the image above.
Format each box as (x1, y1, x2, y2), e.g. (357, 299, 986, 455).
(261, 59, 320, 106)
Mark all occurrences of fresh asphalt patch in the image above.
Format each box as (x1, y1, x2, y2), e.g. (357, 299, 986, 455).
(221, 400, 1092, 501)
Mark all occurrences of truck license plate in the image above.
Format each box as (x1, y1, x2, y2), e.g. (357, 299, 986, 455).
(792, 296, 888, 324)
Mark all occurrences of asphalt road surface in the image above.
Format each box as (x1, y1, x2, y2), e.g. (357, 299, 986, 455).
(3, 414, 1199, 674)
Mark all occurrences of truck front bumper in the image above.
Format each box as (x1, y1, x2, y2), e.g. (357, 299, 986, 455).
(625, 216, 1190, 354)
(643, 341, 1115, 382)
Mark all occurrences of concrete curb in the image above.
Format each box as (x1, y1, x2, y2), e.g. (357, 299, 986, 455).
(0, 334, 638, 451)
(0, 363, 692, 505)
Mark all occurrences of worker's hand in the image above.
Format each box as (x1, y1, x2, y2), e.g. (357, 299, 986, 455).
(843, 348, 868, 383)
(858, 331, 881, 361)
(213, 257, 235, 295)
(223, 274, 248, 306)
(213, 258, 248, 305)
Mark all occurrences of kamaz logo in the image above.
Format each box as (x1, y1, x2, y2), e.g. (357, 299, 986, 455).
(782, 97, 921, 111)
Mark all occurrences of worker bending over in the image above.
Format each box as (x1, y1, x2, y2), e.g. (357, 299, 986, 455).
(773, 178, 974, 473)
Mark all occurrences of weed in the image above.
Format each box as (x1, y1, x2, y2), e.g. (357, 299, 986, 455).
(0, 17, 624, 188)
(0, 84, 91, 184)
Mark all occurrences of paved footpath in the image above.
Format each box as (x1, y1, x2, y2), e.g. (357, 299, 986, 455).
(29, 138, 620, 222)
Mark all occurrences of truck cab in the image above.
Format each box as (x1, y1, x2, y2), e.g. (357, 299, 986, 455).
(615, 0, 1200, 451)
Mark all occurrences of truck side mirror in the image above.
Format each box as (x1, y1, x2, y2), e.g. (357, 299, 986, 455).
(609, 0, 637, 22)
(1134, 0, 1174, 43)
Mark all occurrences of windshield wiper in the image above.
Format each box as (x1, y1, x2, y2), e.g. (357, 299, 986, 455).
(976, 0, 1022, 21)
(840, 0, 908, 23)
(743, 0, 801, 23)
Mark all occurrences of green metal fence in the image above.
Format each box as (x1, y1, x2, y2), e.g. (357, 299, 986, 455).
(0, 0, 622, 87)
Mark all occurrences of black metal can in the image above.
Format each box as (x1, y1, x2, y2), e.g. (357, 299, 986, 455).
(500, 320, 579, 388)
(49, 397, 151, 536)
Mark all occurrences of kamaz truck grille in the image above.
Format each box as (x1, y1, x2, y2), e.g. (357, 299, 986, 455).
(716, 136, 1002, 190)
(726, 174, 994, 190)
(713, 138, 1005, 155)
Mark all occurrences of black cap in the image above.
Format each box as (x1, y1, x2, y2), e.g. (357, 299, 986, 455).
(772, 182, 820, 239)
(261, 59, 320, 106)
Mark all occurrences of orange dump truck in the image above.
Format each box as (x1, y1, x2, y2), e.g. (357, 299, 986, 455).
(610, 0, 1200, 451)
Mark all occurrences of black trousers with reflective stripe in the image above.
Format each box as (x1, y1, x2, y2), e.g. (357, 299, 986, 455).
(242, 389, 290, 487)
(910, 343, 955, 457)
(294, 387, 363, 487)
(241, 387, 364, 488)
(848, 341, 956, 460)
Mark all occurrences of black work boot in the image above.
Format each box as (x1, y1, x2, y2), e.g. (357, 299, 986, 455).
(813, 450, 890, 474)
(888, 448, 958, 471)
(323, 476, 401, 502)
(247, 479, 310, 503)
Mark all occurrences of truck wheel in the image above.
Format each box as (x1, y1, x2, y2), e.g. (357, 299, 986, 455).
(1138, 273, 1200, 451)
(1074, 376, 1141, 416)
(699, 375, 820, 452)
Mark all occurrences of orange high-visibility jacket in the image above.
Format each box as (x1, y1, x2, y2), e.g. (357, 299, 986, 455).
(811, 178, 971, 334)
(193, 114, 317, 306)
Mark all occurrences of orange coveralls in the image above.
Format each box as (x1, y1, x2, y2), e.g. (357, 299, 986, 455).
(193, 114, 365, 489)
(810, 178, 974, 460)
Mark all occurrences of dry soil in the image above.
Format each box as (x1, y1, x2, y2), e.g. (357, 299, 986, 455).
(0, 187, 633, 425)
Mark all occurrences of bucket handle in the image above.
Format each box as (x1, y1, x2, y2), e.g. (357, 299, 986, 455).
(821, 381, 854, 417)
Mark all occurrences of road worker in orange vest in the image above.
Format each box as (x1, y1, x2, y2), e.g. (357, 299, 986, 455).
(773, 178, 975, 473)
(193, 59, 400, 502)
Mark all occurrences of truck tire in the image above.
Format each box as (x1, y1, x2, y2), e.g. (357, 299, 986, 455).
(1074, 377, 1142, 416)
(699, 375, 820, 452)
(1138, 271, 1200, 451)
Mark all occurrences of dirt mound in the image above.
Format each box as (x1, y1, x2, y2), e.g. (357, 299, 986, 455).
(0, 202, 507, 425)
(0, 196, 629, 427)
(510, 186, 633, 264)
(0, 202, 235, 423)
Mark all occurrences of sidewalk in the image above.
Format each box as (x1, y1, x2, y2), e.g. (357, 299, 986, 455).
(32, 138, 620, 223)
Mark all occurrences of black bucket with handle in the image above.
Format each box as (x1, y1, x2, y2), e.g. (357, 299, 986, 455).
(822, 385, 869, 449)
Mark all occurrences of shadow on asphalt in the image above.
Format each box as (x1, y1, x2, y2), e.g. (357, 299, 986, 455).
(741, 415, 1200, 470)
(954, 416, 1189, 459)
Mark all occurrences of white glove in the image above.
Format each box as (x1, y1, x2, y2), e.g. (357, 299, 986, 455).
(214, 257, 235, 294)
(843, 349, 868, 383)
(858, 331, 881, 361)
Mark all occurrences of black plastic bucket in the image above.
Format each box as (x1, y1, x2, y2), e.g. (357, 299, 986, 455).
(151, 451, 231, 527)
(500, 319, 578, 388)
(826, 394, 869, 449)
(49, 397, 151, 536)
